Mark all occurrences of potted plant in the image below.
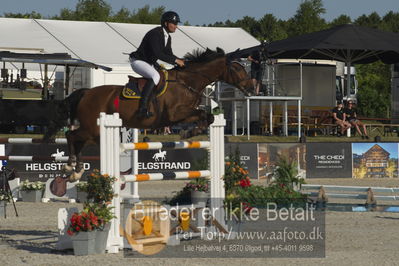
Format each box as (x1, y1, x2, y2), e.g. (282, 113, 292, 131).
(67, 209, 100, 256)
(20, 180, 45, 202)
(76, 181, 88, 203)
(184, 178, 209, 205)
(0, 190, 10, 218)
(84, 203, 115, 254)
(85, 169, 116, 253)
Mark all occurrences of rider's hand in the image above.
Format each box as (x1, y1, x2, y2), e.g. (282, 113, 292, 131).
(175, 58, 185, 67)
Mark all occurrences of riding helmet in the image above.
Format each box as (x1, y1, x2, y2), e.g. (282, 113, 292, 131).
(161, 11, 180, 26)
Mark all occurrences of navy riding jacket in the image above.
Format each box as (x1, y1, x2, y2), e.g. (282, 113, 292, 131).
(130, 26, 177, 66)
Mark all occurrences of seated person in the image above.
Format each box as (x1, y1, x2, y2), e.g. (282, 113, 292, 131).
(344, 101, 369, 139)
(332, 101, 351, 136)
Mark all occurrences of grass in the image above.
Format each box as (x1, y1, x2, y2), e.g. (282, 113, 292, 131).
(1, 129, 397, 143)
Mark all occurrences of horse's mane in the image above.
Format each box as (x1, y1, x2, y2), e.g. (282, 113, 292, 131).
(183, 48, 225, 63)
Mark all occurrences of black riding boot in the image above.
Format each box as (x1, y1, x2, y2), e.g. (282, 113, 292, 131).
(138, 80, 155, 118)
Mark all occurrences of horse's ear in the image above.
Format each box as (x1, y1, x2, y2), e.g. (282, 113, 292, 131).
(229, 48, 241, 59)
(216, 47, 225, 55)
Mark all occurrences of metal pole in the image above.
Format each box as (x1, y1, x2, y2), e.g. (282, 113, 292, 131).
(232, 101, 237, 136)
(247, 98, 250, 140)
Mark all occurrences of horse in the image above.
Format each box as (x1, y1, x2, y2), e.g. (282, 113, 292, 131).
(44, 48, 253, 181)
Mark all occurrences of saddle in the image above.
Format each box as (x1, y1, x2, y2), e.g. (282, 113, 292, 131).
(121, 70, 169, 99)
(50, 176, 68, 197)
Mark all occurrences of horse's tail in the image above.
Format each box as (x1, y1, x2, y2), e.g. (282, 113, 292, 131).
(43, 89, 89, 141)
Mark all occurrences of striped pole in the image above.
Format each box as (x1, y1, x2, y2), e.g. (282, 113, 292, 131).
(0, 138, 67, 144)
(122, 170, 211, 182)
(121, 141, 210, 151)
(0, 155, 99, 161)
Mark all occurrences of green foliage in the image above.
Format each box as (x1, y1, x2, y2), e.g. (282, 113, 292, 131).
(224, 147, 251, 194)
(84, 202, 115, 228)
(4, 11, 42, 19)
(233, 157, 306, 208)
(356, 62, 391, 118)
(287, 0, 327, 36)
(76, 181, 89, 192)
(272, 157, 305, 189)
(86, 169, 116, 203)
(0, 190, 10, 202)
(84, 170, 116, 226)
(234, 183, 307, 208)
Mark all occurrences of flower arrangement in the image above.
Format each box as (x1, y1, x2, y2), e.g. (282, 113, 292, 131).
(224, 148, 253, 221)
(76, 181, 89, 192)
(82, 170, 116, 228)
(84, 203, 115, 228)
(20, 180, 45, 191)
(67, 209, 100, 236)
(184, 178, 209, 192)
(0, 190, 10, 202)
(86, 169, 116, 204)
(224, 148, 252, 193)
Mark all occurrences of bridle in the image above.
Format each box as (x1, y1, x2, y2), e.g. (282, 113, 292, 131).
(166, 57, 252, 97)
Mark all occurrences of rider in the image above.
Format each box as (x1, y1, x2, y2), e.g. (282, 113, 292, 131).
(129, 11, 185, 118)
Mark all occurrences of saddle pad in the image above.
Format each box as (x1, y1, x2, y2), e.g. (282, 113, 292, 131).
(122, 70, 169, 99)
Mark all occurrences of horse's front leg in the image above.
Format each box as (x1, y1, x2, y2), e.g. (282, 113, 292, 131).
(64, 129, 88, 182)
(63, 130, 76, 172)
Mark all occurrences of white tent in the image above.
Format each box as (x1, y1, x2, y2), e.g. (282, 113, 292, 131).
(0, 17, 259, 66)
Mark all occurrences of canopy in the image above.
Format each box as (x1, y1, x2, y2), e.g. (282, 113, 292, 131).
(265, 24, 399, 64)
(264, 24, 399, 98)
(0, 51, 112, 71)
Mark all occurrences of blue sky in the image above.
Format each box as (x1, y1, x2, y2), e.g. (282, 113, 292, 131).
(2, 0, 398, 25)
(352, 143, 398, 159)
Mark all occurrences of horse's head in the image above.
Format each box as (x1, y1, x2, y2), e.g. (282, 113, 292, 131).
(223, 59, 254, 97)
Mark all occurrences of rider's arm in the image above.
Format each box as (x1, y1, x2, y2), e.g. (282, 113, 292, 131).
(148, 30, 178, 65)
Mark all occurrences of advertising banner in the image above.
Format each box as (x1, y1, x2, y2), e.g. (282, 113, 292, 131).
(352, 143, 398, 179)
(3, 143, 100, 181)
(258, 143, 306, 180)
(306, 143, 352, 178)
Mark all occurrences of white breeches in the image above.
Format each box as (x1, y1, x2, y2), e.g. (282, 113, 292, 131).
(130, 58, 160, 85)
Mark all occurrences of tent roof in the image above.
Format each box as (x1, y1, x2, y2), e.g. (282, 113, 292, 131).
(0, 18, 259, 66)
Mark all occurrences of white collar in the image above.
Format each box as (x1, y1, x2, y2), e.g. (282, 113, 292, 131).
(162, 27, 169, 45)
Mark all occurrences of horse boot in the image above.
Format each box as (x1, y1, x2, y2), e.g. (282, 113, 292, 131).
(138, 79, 155, 118)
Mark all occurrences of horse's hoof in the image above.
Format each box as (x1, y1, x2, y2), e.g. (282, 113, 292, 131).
(207, 114, 215, 125)
(69, 169, 84, 182)
(62, 164, 74, 172)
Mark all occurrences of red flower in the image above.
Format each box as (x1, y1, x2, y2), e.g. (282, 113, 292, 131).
(239, 179, 251, 188)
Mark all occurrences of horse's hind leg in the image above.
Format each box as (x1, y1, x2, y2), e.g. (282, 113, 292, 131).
(65, 129, 90, 181)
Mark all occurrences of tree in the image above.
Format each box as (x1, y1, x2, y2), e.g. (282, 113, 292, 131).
(354, 12, 381, 29)
(4, 11, 42, 19)
(381, 11, 399, 33)
(330, 15, 351, 27)
(54, 0, 111, 21)
(258, 14, 287, 42)
(356, 62, 391, 118)
(234, 16, 259, 38)
(129, 5, 165, 24)
(286, 0, 327, 36)
(110, 7, 131, 23)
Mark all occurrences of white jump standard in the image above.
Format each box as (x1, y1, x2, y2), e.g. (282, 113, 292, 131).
(98, 112, 227, 253)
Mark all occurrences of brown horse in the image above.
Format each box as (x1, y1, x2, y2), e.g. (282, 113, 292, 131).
(45, 48, 253, 181)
